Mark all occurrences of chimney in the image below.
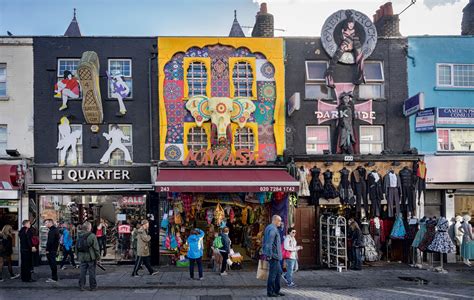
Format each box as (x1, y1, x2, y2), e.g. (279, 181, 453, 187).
(251, 3, 274, 37)
(373, 2, 401, 37)
(462, 0, 474, 35)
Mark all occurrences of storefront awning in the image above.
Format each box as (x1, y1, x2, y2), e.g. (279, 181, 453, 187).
(155, 168, 299, 193)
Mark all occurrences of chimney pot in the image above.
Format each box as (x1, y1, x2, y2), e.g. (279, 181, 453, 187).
(384, 2, 394, 16)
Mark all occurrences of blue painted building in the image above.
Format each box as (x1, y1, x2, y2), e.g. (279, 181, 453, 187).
(407, 35, 474, 223)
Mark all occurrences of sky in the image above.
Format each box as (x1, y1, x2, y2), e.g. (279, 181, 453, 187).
(0, 0, 469, 37)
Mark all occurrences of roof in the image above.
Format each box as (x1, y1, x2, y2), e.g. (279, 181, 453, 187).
(229, 10, 245, 37)
(64, 9, 82, 37)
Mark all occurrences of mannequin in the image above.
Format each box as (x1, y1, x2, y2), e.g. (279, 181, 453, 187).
(322, 170, 338, 199)
(399, 166, 415, 214)
(418, 218, 437, 253)
(297, 166, 310, 197)
(309, 166, 324, 205)
(406, 213, 418, 265)
(428, 217, 456, 272)
(362, 218, 379, 261)
(460, 214, 473, 266)
(286, 158, 299, 180)
(412, 216, 427, 268)
(414, 159, 427, 205)
(383, 170, 402, 218)
(454, 215, 464, 250)
(390, 213, 406, 239)
(338, 167, 353, 205)
(351, 166, 368, 215)
(368, 170, 383, 217)
(370, 216, 384, 253)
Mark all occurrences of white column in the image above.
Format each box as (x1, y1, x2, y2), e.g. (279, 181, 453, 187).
(445, 192, 456, 263)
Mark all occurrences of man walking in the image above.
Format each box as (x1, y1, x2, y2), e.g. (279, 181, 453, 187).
(59, 223, 78, 270)
(131, 220, 159, 277)
(44, 219, 60, 283)
(263, 215, 285, 297)
(76, 222, 100, 291)
(18, 220, 35, 282)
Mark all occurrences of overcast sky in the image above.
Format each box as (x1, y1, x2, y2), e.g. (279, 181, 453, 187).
(0, 0, 468, 36)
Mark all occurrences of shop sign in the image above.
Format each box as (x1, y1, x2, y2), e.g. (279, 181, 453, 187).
(182, 148, 267, 167)
(437, 107, 474, 125)
(403, 93, 425, 116)
(415, 108, 436, 132)
(118, 224, 131, 234)
(121, 196, 145, 205)
(316, 100, 375, 124)
(34, 166, 151, 184)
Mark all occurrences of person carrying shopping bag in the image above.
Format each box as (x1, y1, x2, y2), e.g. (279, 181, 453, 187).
(282, 227, 303, 287)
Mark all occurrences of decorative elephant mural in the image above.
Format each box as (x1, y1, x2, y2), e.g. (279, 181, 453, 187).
(186, 96, 256, 145)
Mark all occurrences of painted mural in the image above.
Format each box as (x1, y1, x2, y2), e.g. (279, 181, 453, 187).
(159, 38, 285, 163)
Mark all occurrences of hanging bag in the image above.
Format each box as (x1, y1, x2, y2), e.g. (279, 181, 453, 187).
(256, 259, 269, 280)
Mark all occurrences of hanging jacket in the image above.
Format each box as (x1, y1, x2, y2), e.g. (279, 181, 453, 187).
(62, 228, 73, 251)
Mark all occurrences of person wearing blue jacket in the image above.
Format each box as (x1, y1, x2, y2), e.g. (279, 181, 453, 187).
(187, 228, 204, 280)
(60, 223, 78, 270)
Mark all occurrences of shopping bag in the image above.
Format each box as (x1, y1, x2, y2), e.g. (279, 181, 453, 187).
(256, 259, 269, 280)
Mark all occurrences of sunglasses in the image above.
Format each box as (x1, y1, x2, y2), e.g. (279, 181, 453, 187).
(291, 231, 296, 234)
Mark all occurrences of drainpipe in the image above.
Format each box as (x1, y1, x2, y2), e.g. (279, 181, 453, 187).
(148, 51, 158, 162)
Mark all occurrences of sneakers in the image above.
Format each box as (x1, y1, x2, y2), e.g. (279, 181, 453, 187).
(77, 51, 103, 124)
(150, 271, 159, 276)
(10, 274, 20, 279)
(61, 266, 67, 270)
(288, 282, 296, 288)
(131, 273, 140, 277)
(220, 272, 228, 276)
(281, 274, 288, 284)
(0, 279, 4, 283)
(74, 265, 80, 269)
(198, 277, 204, 281)
(46, 278, 58, 283)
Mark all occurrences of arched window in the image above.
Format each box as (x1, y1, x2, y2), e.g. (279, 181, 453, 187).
(186, 62, 208, 97)
(232, 62, 253, 97)
(234, 127, 255, 151)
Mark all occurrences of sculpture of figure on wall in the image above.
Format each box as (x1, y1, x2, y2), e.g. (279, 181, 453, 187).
(107, 71, 130, 115)
(100, 125, 132, 164)
(337, 92, 356, 154)
(325, 10, 365, 88)
(57, 116, 82, 166)
(55, 70, 80, 111)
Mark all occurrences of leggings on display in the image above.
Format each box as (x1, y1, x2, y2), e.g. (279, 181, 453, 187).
(387, 187, 400, 218)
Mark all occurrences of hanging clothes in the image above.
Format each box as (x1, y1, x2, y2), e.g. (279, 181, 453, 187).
(351, 167, 368, 214)
(399, 167, 415, 215)
(428, 217, 456, 253)
(418, 219, 437, 252)
(241, 207, 249, 225)
(368, 171, 383, 217)
(297, 167, 310, 197)
(370, 217, 385, 252)
(390, 214, 406, 239)
(338, 167, 354, 205)
(309, 167, 324, 205)
(322, 170, 338, 199)
(383, 171, 402, 218)
(362, 221, 379, 261)
(411, 218, 426, 248)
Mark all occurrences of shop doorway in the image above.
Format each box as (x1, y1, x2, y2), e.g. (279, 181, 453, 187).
(293, 206, 316, 266)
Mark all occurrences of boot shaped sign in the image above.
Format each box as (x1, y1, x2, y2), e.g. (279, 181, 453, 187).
(77, 51, 104, 124)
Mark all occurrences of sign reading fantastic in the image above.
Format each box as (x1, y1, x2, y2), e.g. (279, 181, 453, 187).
(182, 148, 267, 166)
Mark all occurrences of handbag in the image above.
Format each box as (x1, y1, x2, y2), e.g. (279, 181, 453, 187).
(256, 259, 269, 280)
(226, 258, 233, 266)
(281, 243, 291, 259)
(160, 213, 169, 228)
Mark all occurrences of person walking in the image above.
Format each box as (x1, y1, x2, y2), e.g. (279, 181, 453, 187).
(0, 225, 20, 281)
(96, 219, 107, 257)
(263, 215, 285, 298)
(18, 220, 35, 282)
(219, 227, 231, 276)
(282, 227, 303, 287)
(131, 220, 159, 277)
(44, 219, 60, 282)
(76, 222, 100, 291)
(60, 223, 78, 270)
(187, 228, 205, 280)
(349, 219, 363, 271)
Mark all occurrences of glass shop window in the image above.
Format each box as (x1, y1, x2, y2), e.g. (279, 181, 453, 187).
(437, 64, 474, 88)
(234, 127, 255, 151)
(57, 124, 83, 165)
(108, 124, 133, 166)
(304, 61, 334, 100)
(187, 126, 208, 152)
(108, 59, 133, 98)
(0, 64, 7, 97)
(232, 62, 253, 98)
(437, 128, 474, 152)
(359, 125, 384, 154)
(306, 126, 330, 154)
(187, 62, 208, 97)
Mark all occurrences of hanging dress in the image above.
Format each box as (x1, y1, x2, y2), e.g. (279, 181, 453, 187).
(298, 168, 310, 197)
(362, 222, 379, 261)
(390, 215, 406, 239)
(428, 217, 456, 253)
(309, 167, 324, 205)
(460, 221, 474, 259)
(418, 219, 437, 252)
(322, 170, 338, 199)
(411, 219, 427, 248)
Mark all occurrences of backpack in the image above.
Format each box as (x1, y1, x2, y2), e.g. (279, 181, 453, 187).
(76, 233, 91, 252)
(213, 236, 223, 249)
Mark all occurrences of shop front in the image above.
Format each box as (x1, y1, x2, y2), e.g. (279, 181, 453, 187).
(29, 166, 153, 264)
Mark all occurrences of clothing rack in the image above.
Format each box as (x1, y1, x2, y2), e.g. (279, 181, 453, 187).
(320, 215, 347, 271)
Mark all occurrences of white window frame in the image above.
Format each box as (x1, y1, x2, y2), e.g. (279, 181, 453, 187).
(437, 128, 474, 152)
(234, 127, 255, 151)
(364, 61, 384, 82)
(108, 59, 133, 99)
(436, 63, 474, 88)
(0, 125, 7, 156)
(359, 125, 384, 154)
(305, 61, 328, 81)
(57, 124, 82, 165)
(108, 124, 133, 166)
(187, 126, 208, 152)
(232, 62, 253, 98)
(57, 59, 80, 77)
(0, 64, 7, 98)
(305, 126, 330, 154)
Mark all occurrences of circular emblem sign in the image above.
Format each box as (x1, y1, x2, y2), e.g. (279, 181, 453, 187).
(321, 9, 377, 64)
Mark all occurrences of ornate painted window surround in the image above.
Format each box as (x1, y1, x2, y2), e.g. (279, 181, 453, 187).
(228, 57, 257, 100)
(183, 122, 211, 158)
(183, 57, 212, 99)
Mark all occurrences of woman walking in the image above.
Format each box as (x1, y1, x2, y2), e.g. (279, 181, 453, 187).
(0, 225, 20, 281)
(282, 227, 303, 287)
(219, 227, 231, 276)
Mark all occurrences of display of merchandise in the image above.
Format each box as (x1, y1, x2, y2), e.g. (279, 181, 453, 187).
(309, 167, 323, 205)
(297, 167, 310, 197)
(460, 215, 474, 263)
(322, 170, 339, 199)
(338, 167, 354, 205)
(390, 214, 406, 239)
(427, 217, 455, 253)
(361, 219, 379, 262)
(369, 217, 385, 253)
(367, 171, 383, 217)
(418, 218, 437, 252)
(383, 170, 401, 218)
(320, 214, 347, 270)
(351, 166, 368, 215)
(399, 166, 415, 214)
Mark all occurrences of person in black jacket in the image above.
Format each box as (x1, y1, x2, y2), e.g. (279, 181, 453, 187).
(0, 225, 20, 281)
(18, 220, 35, 282)
(219, 227, 231, 276)
(349, 220, 363, 271)
(44, 219, 60, 282)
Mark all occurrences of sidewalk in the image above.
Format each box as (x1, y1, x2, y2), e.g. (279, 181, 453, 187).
(1, 262, 473, 290)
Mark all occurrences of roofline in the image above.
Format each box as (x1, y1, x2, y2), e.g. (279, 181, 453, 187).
(0, 35, 468, 39)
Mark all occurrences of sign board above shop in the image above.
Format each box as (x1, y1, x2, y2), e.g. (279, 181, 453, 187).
(437, 108, 474, 125)
(415, 107, 436, 132)
(403, 93, 425, 116)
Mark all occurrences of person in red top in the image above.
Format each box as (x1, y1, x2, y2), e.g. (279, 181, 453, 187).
(96, 219, 108, 257)
(54, 70, 80, 111)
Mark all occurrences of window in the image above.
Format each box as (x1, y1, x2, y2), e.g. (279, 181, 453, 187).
(187, 126, 208, 152)
(108, 59, 133, 98)
(109, 124, 133, 166)
(364, 62, 384, 82)
(232, 62, 253, 97)
(359, 126, 384, 154)
(0, 64, 6, 97)
(358, 84, 384, 99)
(437, 128, 474, 152)
(187, 62, 208, 97)
(57, 59, 80, 77)
(0, 125, 6, 156)
(304, 61, 334, 100)
(234, 127, 255, 151)
(358, 61, 384, 99)
(437, 64, 474, 88)
(306, 126, 330, 154)
(57, 124, 82, 165)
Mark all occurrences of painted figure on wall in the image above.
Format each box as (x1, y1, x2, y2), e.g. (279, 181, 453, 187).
(55, 70, 80, 111)
(57, 116, 82, 166)
(337, 92, 356, 154)
(100, 125, 132, 164)
(325, 10, 365, 88)
(107, 71, 130, 115)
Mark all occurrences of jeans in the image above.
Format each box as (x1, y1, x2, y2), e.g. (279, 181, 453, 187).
(20, 250, 32, 281)
(60, 249, 76, 267)
(97, 236, 107, 256)
(351, 247, 362, 270)
(284, 258, 296, 284)
(132, 256, 154, 275)
(79, 261, 97, 289)
(46, 252, 58, 281)
(189, 257, 203, 279)
(267, 259, 282, 295)
(220, 252, 228, 273)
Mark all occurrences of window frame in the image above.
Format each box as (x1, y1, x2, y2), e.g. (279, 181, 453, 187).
(57, 124, 83, 165)
(359, 125, 384, 154)
(437, 128, 474, 152)
(107, 59, 133, 99)
(304, 61, 334, 100)
(436, 63, 474, 88)
(229, 57, 257, 100)
(0, 125, 7, 157)
(305, 61, 328, 81)
(57, 59, 80, 77)
(305, 126, 330, 154)
(357, 83, 385, 100)
(0, 64, 7, 98)
(108, 124, 133, 166)
(364, 61, 384, 83)
(183, 57, 211, 99)
(183, 122, 211, 159)
(231, 123, 259, 154)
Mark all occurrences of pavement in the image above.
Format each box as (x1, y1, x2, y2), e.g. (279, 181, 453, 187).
(1, 262, 473, 299)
